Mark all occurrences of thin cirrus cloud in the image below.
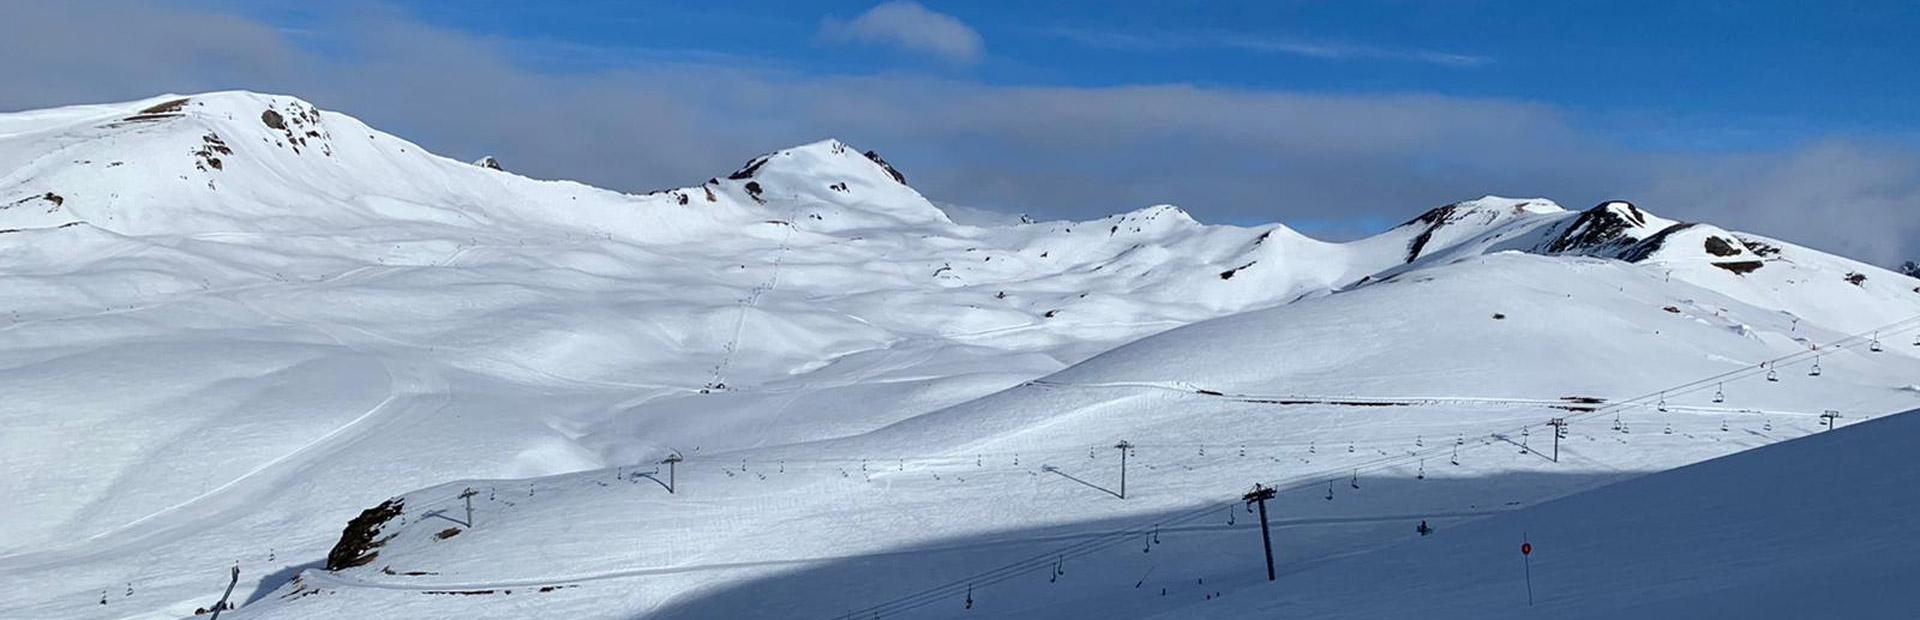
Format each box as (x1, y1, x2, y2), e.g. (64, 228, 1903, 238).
(1043, 27, 1490, 68)
(819, 1, 985, 65)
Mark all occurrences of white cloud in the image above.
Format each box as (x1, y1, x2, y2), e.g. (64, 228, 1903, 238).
(820, 1, 983, 65)
(1043, 27, 1490, 68)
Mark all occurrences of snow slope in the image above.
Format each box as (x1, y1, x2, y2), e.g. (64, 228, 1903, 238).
(1174, 406, 1920, 619)
(2, 92, 1918, 619)
(214, 251, 1920, 620)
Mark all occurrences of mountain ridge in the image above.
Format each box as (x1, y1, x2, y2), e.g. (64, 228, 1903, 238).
(3, 91, 1919, 619)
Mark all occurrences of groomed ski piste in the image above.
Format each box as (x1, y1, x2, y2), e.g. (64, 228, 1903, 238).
(1, 92, 1917, 619)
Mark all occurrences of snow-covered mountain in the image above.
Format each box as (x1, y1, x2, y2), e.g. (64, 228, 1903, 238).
(2, 92, 1916, 619)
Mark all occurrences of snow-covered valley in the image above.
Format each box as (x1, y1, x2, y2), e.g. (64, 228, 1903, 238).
(3, 92, 1918, 619)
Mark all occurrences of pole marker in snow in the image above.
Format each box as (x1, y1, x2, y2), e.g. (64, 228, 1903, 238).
(1520, 536, 1534, 606)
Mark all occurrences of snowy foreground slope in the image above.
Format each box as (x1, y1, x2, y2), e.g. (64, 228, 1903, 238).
(0, 92, 1917, 619)
(1174, 406, 1920, 620)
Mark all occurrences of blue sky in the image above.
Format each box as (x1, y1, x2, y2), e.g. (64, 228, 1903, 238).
(4, 1, 1919, 263)
(269, 0, 1920, 151)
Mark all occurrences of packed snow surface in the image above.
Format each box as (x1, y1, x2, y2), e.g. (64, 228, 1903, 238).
(1174, 406, 1920, 619)
(1, 92, 1916, 619)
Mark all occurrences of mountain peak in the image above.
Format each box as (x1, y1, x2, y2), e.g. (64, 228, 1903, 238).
(726, 139, 907, 186)
(714, 138, 947, 225)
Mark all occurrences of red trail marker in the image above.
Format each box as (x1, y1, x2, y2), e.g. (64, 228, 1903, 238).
(1520, 536, 1535, 606)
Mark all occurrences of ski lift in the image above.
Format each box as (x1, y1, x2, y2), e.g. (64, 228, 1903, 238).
(1227, 506, 1236, 526)
(965, 584, 974, 609)
(1657, 392, 1668, 412)
(1809, 358, 1823, 377)
(1325, 481, 1334, 501)
(1450, 444, 1460, 466)
(1870, 332, 1883, 353)
(1713, 383, 1725, 403)
(1766, 368, 1779, 382)
(1417, 459, 1426, 480)
(1663, 424, 1673, 435)
(1350, 470, 1360, 489)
